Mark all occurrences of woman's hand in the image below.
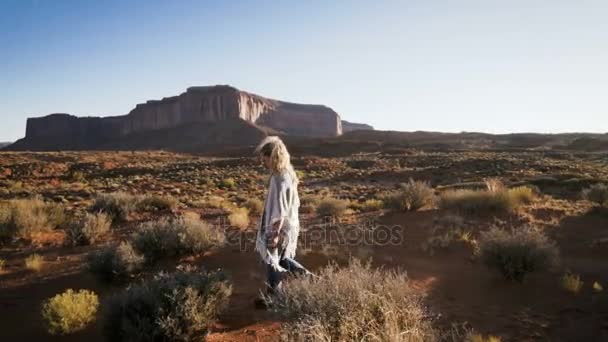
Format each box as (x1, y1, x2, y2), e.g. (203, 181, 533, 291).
(267, 221, 282, 248)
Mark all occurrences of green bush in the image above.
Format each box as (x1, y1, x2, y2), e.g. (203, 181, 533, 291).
(41, 289, 99, 335)
(137, 194, 179, 212)
(0, 198, 67, 241)
(265, 259, 438, 341)
(103, 267, 232, 342)
(479, 225, 558, 282)
(218, 178, 236, 190)
(132, 216, 224, 262)
(90, 192, 136, 222)
(87, 241, 144, 282)
(67, 212, 111, 246)
(582, 183, 608, 206)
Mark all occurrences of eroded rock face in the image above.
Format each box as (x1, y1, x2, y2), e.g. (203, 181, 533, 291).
(341, 120, 374, 133)
(9, 85, 344, 151)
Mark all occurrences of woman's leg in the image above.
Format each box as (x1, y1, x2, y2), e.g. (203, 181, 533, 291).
(279, 257, 311, 276)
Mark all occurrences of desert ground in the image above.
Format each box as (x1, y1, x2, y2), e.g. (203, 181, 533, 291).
(0, 149, 607, 341)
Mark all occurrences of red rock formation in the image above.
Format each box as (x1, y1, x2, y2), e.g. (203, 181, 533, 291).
(8, 85, 347, 151)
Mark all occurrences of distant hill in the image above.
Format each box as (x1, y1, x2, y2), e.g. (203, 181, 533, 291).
(5, 85, 370, 152)
(0, 142, 11, 149)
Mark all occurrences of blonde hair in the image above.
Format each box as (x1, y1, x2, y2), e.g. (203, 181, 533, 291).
(255, 136, 298, 183)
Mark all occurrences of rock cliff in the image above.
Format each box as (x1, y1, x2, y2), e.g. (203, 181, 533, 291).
(341, 120, 374, 133)
(7, 85, 350, 151)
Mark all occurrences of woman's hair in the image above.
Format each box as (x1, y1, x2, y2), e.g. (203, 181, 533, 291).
(255, 136, 298, 182)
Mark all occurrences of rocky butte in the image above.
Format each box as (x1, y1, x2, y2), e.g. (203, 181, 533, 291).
(7, 85, 371, 151)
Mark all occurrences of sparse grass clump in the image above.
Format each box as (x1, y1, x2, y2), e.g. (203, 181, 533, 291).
(137, 194, 179, 212)
(25, 253, 44, 272)
(243, 198, 264, 215)
(479, 225, 558, 282)
(359, 198, 383, 212)
(41, 289, 99, 335)
(87, 241, 144, 281)
(300, 194, 322, 214)
(582, 183, 608, 206)
(132, 216, 224, 262)
(383, 179, 435, 211)
(103, 267, 232, 342)
(228, 207, 250, 229)
(562, 272, 584, 294)
(90, 192, 136, 222)
(0, 198, 67, 241)
(266, 259, 439, 341)
(439, 186, 536, 215)
(316, 197, 351, 218)
(67, 212, 111, 246)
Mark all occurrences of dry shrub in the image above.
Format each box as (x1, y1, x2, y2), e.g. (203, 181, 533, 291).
(266, 259, 440, 341)
(41, 289, 99, 335)
(228, 207, 250, 229)
(218, 177, 236, 189)
(132, 216, 224, 262)
(25, 253, 44, 272)
(439, 186, 536, 214)
(383, 179, 435, 212)
(484, 178, 506, 193)
(582, 183, 608, 206)
(243, 198, 264, 215)
(359, 199, 384, 212)
(103, 267, 232, 342)
(87, 241, 144, 282)
(67, 212, 111, 246)
(0, 258, 5, 271)
(0, 198, 67, 241)
(300, 194, 322, 214)
(469, 334, 502, 342)
(137, 194, 179, 212)
(316, 197, 351, 218)
(479, 225, 558, 282)
(562, 272, 584, 294)
(90, 192, 136, 222)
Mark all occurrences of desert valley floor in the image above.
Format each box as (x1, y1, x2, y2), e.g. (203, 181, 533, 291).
(0, 150, 607, 341)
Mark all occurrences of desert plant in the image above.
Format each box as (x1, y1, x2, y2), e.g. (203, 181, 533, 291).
(132, 216, 224, 262)
(300, 194, 322, 214)
(582, 183, 608, 206)
(316, 197, 351, 218)
(218, 177, 236, 189)
(137, 194, 179, 212)
(89, 192, 136, 222)
(0, 198, 67, 241)
(479, 225, 558, 282)
(359, 198, 383, 212)
(243, 198, 264, 215)
(41, 289, 99, 335)
(67, 212, 111, 246)
(469, 333, 502, 342)
(265, 259, 439, 341)
(562, 272, 584, 294)
(87, 241, 144, 281)
(25, 253, 44, 272)
(0, 258, 5, 271)
(438, 187, 535, 214)
(103, 267, 232, 342)
(383, 179, 435, 211)
(228, 207, 250, 229)
(484, 178, 506, 193)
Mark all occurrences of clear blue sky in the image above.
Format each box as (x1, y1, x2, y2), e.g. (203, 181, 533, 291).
(1, 0, 607, 142)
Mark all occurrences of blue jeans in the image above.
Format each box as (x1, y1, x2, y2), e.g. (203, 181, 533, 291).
(267, 250, 309, 293)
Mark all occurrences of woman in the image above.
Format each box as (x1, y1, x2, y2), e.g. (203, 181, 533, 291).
(254, 136, 311, 296)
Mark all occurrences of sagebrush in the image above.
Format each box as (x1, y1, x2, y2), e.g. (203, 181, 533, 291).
(41, 289, 99, 335)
